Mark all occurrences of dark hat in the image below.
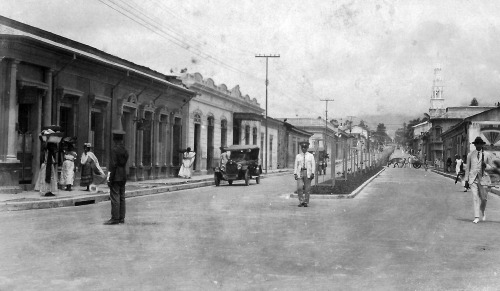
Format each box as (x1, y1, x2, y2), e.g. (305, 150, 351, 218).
(472, 136, 486, 145)
(112, 129, 126, 135)
(299, 141, 310, 149)
(62, 136, 77, 144)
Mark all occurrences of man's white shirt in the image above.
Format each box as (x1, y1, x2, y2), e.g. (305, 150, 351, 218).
(294, 152, 316, 178)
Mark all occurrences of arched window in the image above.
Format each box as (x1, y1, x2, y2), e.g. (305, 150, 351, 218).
(194, 113, 201, 124)
(252, 127, 257, 145)
(245, 125, 250, 145)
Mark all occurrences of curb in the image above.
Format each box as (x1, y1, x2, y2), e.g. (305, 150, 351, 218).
(0, 171, 290, 211)
(289, 167, 386, 200)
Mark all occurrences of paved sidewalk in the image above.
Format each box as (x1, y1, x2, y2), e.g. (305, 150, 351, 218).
(0, 168, 292, 211)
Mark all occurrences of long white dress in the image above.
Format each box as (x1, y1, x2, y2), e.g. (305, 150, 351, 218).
(34, 151, 58, 194)
(178, 151, 196, 178)
(59, 151, 77, 185)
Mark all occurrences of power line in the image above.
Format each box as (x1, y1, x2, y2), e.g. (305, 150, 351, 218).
(98, 0, 258, 78)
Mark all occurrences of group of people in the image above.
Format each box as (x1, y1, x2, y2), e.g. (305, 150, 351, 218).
(34, 136, 106, 197)
(33, 129, 130, 225)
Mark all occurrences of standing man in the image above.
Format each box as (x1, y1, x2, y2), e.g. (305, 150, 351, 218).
(104, 132, 129, 225)
(220, 146, 230, 166)
(294, 141, 315, 207)
(464, 136, 495, 224)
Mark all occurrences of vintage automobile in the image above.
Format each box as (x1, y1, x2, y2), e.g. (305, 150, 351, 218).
(308, 147, 328, 175)
(214, 145, 262, 186)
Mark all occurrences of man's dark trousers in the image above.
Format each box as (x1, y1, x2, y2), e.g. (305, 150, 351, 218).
(110, 181, 126, 221)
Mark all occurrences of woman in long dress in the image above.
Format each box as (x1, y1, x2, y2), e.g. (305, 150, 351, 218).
(59, 138, 77, 191)
(34, 142, 58, 196)
(178, 147, 196, 178)
(80, 143, 105, 191)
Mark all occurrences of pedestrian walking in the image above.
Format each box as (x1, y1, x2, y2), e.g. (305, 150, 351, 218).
(454, 154, 467, 192)
(178, 147, 196, 178)
(104, 132, 129, 225)
(461, 155, 468, 191)
(294, 141, 315, 207)
(464, 137, 496, 224)
(80, 143, 105, 191)
(59, 137, 77, 191)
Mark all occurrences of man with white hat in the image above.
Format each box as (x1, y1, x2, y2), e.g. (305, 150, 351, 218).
(294, 141, 315, 207)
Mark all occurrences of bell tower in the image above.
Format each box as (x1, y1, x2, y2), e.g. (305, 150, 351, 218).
(429, 64, 445, 118)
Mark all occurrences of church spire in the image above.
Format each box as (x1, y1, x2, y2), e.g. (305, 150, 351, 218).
(429, 64, 445, 118)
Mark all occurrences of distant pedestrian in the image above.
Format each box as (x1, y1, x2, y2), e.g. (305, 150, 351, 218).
(294, 142, 315, 207)
(461, 155, 468, 191)
(104, 132, 129, 225)
(454, 154, 466, 191)
(178, 147, 196, 178)
(407, 156, 413, 168)
(464, 137, 495, 224)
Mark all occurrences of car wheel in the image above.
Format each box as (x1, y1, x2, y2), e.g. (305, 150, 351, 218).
(214, 174, 220, 186)
(228, 180, 233, 185)
(255, 176, 260, 184)
(244, 170, 250, 186)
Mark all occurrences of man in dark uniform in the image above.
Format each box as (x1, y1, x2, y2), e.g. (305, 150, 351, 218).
(104, 131, 129, 225)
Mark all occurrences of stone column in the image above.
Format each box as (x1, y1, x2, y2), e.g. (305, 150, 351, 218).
(152, 112, 159, 179)
(136, 114, 144, 181)
(43, 69, 53, 127)
(6, 59, 20, 163)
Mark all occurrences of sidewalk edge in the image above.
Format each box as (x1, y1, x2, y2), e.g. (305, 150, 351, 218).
(289, 167, 386, 200)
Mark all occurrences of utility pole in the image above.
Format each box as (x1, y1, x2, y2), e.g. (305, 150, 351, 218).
(320, 99, 334, 185)
(346, 116, 355, 176)
(255, 54, 280, 174)
(320, 99, 334, 147)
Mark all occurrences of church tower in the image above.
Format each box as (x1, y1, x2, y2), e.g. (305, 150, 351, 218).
(429, 64, 445, 118)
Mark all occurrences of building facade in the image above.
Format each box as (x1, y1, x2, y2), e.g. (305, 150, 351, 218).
(0, 16, 197, 189)
(178, 73, 264, 174)
(441, 107, 500, 160)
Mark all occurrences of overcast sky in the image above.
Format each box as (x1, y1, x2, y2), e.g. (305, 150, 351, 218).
(4, 0, 500, 131)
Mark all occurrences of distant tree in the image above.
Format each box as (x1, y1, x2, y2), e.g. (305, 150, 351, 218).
(395, 127, 405, 145)
(470, 98, 479, 106)
(373, 123, 389, 145)
(358, 120, 367, 129)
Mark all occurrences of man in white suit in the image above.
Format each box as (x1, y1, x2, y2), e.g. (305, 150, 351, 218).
(464, 136, 495, 224)
(294, 142, 316, 207)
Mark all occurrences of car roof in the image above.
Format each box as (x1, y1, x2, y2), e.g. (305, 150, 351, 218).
(225, 145, 260, 151)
